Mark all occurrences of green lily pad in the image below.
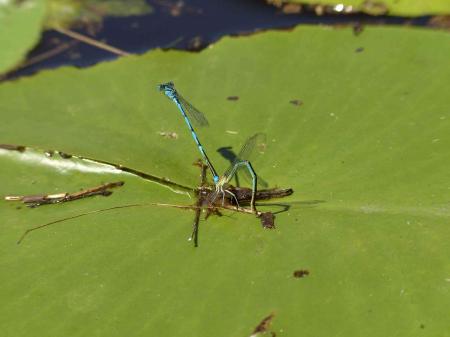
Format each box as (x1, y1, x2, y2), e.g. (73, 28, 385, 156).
(0, 0, 47, 75)
(1, 25, 450, 336)
(277, 0, 450, 16)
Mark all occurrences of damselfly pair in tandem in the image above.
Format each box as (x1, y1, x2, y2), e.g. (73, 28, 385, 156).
(158, 82, 267, 216)
(5, 83, 293, 246)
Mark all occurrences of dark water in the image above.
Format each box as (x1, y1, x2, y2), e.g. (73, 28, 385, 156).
(6, 0, 431, 80)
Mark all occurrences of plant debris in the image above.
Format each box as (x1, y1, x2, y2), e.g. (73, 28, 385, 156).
(250, 313, 276, 337)
(260, 212, 276, 229)
(5, 182, 124, 208)
(293, 269, 310, 278)
(0, 144, 25, 152)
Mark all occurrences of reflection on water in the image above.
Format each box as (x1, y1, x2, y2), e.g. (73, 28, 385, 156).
(5, 0, 431, 80)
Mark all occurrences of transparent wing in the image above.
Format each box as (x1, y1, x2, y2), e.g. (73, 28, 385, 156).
(177, 94, 210, 127)
(223, 133, 268, 188)
(243, 168, 269, 188)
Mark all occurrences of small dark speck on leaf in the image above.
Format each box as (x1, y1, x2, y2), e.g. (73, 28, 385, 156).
(16, 206, 22, 210)
(289, 99, 303, 106)
(353, 23, 364, 36)
(227, 96, 239, 101)
(293, 269, 310, 278)
(355, 47, 364, 53)
(58, 151, 72, 159)
(420, 324, 425, 329)
(260, 212, 275, 229)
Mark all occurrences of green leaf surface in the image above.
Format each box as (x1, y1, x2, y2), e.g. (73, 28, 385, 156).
(1, 26, 450, 336)
(0, 0, 47, 75)
(281, 0, 450, 16)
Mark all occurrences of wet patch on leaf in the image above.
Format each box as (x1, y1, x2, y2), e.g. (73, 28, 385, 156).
(289, 99, 303, 106)
(227, 96, 239, 101)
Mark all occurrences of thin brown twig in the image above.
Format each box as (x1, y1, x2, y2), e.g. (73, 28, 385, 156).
(19, 40, 79, 69)
(53, 27, 131, 56)
(6, 181, 124, 207)
(16, 202, 194, 244)
(0, 41, 76, 82)
(16, 199, 263, 245)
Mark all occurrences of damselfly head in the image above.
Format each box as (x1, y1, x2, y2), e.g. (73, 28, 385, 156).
(158, 82, 177, 100)
(158, 82, 175, 92)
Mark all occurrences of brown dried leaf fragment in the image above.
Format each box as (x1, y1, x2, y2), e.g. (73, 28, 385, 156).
(260, 212, 276, 229)
(293, 269, 310, 278)
(251, 313, 275, 336)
